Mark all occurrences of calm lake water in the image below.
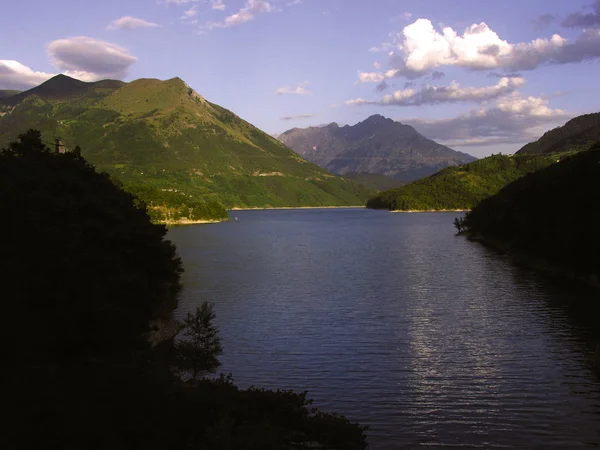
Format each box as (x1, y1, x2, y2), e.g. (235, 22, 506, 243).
(168, 209, 600, 449)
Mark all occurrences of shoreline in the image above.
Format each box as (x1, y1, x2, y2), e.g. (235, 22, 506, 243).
(163, 218, 224, 227)
(391, 209, 470, 213)
(230, 206, 365, 211)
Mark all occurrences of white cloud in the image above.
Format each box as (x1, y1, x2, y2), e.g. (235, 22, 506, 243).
(203, 0, 274, 29)
(211, 0, 226, 10)
(287, 0, 302, 5)
(281, 113, 315, 120)
(47, 37, 137, 81)
(275, 81, 311, 95)
(109, 16, 161, 30)
(0, 60, 55, 90)
(364, 18, 600, 79)
(181, 7, 199, 19)
(403, 93, 568, 149)
(347, 76, 526, 106)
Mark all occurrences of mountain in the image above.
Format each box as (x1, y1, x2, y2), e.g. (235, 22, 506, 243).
(343, 172, 405, 191)
(278, 115, 476, 182)
(0, 75, 373, 222)
(367, 152, 573, 212)
(458, 144, 600, 286)
(518, 112, 600, 155)
(0, 90, 20, 99)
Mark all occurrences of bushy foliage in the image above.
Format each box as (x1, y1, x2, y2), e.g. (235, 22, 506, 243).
(0, 129, 183, 362)
(459, 145, 600, 280)
(175, 303, 223, 379)
(367, 153, 570, 211)
(2, 130, 368, 450)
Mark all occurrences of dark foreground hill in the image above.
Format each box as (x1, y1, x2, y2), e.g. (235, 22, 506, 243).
(279, 115, 476, 182)
(366, 152, 568, 211)
(1, 130, 368, 450)
(518, 112, 600, 155)
(457, 144, 600, 286)
(0, 75, 372, 222)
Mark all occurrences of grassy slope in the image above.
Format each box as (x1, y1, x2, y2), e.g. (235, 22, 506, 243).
(367, 153, 571, 211)
(0, 76, 373, 221)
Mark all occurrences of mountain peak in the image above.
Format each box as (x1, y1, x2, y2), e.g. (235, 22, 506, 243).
(363, 114, 393, 124)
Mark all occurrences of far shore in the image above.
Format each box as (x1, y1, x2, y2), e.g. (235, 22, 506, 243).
(392, 209, 470, 213)
(230, 206, 365, 211)
(163, 219, 224, 227)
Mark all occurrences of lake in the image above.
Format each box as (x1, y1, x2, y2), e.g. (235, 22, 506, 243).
(168, 208, 600, 449)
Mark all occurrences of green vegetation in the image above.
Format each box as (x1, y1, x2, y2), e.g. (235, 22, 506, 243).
(456, 143, 600, 284)
(344, 172, 405, 191)
(0, 75, 373, 223)
(367, 153, 571, 211)
(0, 89, 20, 99)
(175, 303, 224, 380)
(2, 131, 368, 450)
(518, 112, 600, 155)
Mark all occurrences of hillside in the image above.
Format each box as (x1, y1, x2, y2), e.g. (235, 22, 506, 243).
(0, 90, 20, 99)
(367, 153, 571, 211)
(518, 112, 600, 155)
(344, 172, 405, 191)
(278, 115, 476, 182)
(0, 75, 373, 222)
(457, 144, 600, 285)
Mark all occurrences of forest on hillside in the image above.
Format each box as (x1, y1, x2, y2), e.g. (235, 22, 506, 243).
(366, 153, 568, 211)
(456, 144, 600, 284)
(1, 130, 368, 450)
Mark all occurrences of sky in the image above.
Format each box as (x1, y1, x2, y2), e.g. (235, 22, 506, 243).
(1, 0, 600, 158)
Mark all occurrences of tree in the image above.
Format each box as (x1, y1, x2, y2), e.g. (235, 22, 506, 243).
(175, 302, 223, 380)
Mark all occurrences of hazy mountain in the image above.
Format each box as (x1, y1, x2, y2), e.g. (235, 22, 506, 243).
(0, 75, 373, 221)
(279, 114, 476, 182)
(517, 112, 600, 155)
(0, 90, 21, 99)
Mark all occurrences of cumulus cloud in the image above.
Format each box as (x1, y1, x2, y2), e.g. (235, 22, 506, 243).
(206, 0, 273, 28)
(109, 16, 161, 30)
(0, 60, 55, 90)
(211, 0, 226, 10)
(48, 37, 137, 81)
(275, 81, 311, 95)
(360, 18, 600, 81)
(347, 76, 525, 107)
(563, 0, 600, 28)
(403, 93, 568, 148)
(281, 113, 315, 120)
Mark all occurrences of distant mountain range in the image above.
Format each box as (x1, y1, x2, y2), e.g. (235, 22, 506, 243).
(367, 111, 600, 212)
(278, 115, 476, 182)
(0, 75, 373, 221)
(518, 112, 600, 155)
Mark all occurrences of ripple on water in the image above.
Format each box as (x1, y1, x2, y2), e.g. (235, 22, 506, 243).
(169, 209, 600, 449)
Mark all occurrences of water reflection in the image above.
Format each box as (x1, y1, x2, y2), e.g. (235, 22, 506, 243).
(168, 210, 600, 449)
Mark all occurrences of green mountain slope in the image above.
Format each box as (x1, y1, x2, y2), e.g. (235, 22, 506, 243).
(0, 90, 20, 99)
(458, 144, 600, 284)
(366, 153, 571, 211)
(518, 112, 600, 155)
(343, 172, 405, 191)
(0, 75, 373, 222)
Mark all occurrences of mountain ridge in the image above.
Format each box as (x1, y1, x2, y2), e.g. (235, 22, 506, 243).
(517, 112, 600, 154)
(0, 75, 373, 222)
(279, 114, 476, 182)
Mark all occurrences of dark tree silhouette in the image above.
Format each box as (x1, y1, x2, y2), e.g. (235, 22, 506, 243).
(175, 302, 223, 379)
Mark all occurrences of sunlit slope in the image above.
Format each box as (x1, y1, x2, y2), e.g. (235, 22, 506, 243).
(0, 75, 373, 213)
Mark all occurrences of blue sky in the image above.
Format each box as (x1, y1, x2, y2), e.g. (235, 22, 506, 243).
(1, 0, 600, 157)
